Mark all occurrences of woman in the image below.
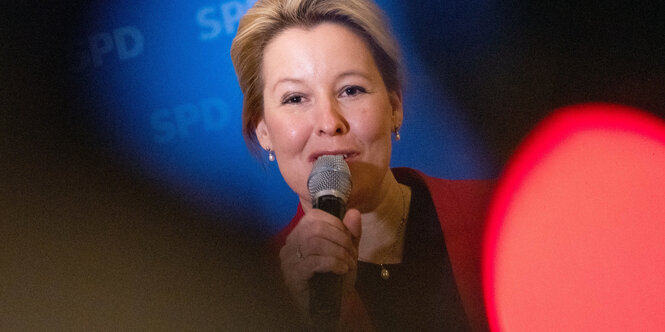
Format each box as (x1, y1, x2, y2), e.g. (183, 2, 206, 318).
(231, 0, 494, 330)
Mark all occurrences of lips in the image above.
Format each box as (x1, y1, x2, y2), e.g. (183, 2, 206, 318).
(309, 151, 358, 163)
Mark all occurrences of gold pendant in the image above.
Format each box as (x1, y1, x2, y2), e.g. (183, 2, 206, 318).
(380, 265, 390, 280)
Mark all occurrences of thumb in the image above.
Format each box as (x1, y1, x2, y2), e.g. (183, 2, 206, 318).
(342, 208, 362, 247)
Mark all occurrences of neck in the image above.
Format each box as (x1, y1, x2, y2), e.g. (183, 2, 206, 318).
(357, 171, 411, 264)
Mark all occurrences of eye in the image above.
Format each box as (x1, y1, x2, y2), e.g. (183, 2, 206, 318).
(282, 95, 303, 104)
(341, 86, 367, 97)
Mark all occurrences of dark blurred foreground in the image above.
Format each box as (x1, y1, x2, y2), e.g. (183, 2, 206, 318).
(2, 141, 299, 330)
(2, 3, 300, 330)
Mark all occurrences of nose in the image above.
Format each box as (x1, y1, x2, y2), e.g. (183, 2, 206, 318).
(315, 96, 349, 136)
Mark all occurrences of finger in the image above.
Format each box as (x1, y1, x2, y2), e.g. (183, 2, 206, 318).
(280, 249, 353, 282)
(305, 209, 349, 232)
(281, 234, 354, 272)
(297, 213, 357, 256)
(307, 255, 355, 275)
(302, 236, 357, 266)
(279, 241, 306, 266)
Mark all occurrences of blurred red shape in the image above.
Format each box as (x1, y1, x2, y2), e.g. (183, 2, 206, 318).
(484, 103, 665, 331)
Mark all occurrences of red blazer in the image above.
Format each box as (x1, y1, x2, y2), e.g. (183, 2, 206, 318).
(273, 167, 495, 331)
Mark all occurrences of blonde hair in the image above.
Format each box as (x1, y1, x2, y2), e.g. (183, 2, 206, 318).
(230, 0, 403, 156)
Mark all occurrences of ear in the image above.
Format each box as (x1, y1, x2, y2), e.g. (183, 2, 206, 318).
(255, 118, 272, 150)
(389, 90, 404, 129)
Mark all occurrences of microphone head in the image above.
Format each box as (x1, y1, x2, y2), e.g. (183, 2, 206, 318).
(308, 155, 352, 203)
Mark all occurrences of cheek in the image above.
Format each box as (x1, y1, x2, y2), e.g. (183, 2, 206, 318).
(265, 114, 312, 199)
(354, 101, 393, 142)
(282, 130, 310, 159)
(267, 115, 310, 154)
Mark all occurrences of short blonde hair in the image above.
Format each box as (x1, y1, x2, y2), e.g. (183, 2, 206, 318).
(230, 0, 403, 156)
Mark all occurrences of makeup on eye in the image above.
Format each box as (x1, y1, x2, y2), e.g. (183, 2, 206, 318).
(282, 94, 305, 105)
(340, 85, 367, 97)
(279, 85, 367, 105)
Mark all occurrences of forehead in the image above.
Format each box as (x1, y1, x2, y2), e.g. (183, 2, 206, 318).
(261, 22, 378, 82)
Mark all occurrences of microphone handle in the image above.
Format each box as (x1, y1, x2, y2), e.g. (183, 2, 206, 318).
(309, 194, 346, 331)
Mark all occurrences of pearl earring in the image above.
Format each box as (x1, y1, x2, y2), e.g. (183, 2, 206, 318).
(268, 149, 275, 162)
(394, 127, 401, 141)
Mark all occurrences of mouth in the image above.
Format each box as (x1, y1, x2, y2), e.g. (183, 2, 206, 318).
(309, 151, 359, 163)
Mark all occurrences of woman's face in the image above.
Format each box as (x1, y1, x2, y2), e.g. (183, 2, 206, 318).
(256, 22, 402, 211)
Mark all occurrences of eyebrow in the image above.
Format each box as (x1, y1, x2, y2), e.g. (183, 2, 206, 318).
(337, 70, 371, 81)
(271, 70, 372, 93)
(271, 78, 305, 93)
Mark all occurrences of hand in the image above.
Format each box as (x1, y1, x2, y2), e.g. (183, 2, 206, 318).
(279, 208, 362, 316)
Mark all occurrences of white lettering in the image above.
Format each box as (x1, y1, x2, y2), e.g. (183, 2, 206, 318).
(151, 109, 177, 144)
(221, 2, 244, 35)
(197, 6, 222, 40)
(196, 0, 257, 41)
(151, 98, 231, 144)
(89, 32, 114, 67)
(75, 26, 145, 70)
(113, 26, 144, 60)
(200, 98, 230, 131)
(173, 103, 201, 138)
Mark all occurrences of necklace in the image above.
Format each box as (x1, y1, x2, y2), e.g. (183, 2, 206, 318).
(362, 184, 409, 280)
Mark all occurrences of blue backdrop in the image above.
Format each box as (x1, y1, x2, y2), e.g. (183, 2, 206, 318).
(70, 0, 498, 235)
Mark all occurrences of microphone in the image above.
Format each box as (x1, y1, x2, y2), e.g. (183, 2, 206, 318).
(307, 154, 352, 330)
